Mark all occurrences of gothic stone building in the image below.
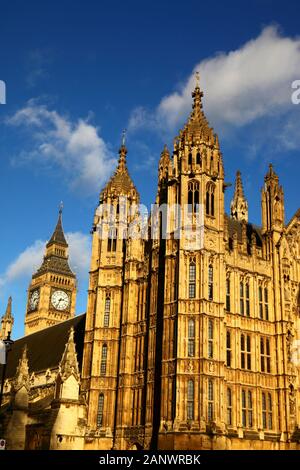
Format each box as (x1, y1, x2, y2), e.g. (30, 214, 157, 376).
(1, 83, 300, 450)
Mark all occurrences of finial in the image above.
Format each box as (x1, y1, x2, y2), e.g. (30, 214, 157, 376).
(122, 129, 126, 147)
(195, 71, 200, 88)
(59, 201, 63, 215)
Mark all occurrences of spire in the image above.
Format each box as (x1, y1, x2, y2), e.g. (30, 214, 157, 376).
(46, 203, 68, 248)
(0, 296, 14, 340)
(176, 75, 216, 145)
(261, 163, 284, 233)
(33, 205, 75, 279)
(265, 163, 279, 183)
(158, 144, 170, 181)
(116, 138, 128, 174)
(13, 345, 30, 392)
(101, 135, 139, 200)
(4, 296, 12, 319)
(58, 327, 79, 381)
(230, 171, 248, 222)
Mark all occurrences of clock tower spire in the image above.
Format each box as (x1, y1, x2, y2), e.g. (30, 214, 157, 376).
(24, 205, 77, 336)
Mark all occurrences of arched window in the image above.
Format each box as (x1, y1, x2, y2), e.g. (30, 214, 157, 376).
(206, 183, 215, 216)
(196, 152, 201, 165)
(104, 294, 111, 327)
(188, 319, 195, 357)
(188, 152, 192, 166)
(97, 393, 104, 427)
(188, 181, 200, 214)
(208, 264, 213, 300)
(187, 380, 194, 420)
(189, 259, 196, 298)
(208, 380, 214, 421)
(100, 344, 108, 376)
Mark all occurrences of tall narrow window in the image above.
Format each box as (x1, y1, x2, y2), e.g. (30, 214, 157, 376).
(97, 393, 104, 428)
(188, 152, 192, 166)
(260, 337, 271, 373)
(259, 286, 263, 319)
(188, 319, 195, 357)
(196, 152, 201, 165)
(210, 191, 215, 217)
(241, 334, 251, 370)
(241, 334, 245, 369)
(262, 391, 272, 430)
(268, 393, 273, 429)
(208, 264, 213, 301)
(206, 183, 215, 216)
(189, 259, 196, 298)
(100, 344, 108, 376)
(206, 187, 210, 215)
(226, 276, 231, 311)
(227, 388, 232, 425)
(108, 228, 117, 252)
(187, 380, 194, 420)
(208, 380, 214, 421)
(240, 281, 244, 315)
(248, 391, 253, 427)
(242, 390, 247, 427)
(188, 181, 200, 214)
(104, 294, 111, 327)
(247, 335, 251, 370)
(264, 287, 269, 320)
(246, 282, 250, 316)
(226, 331, 231, 367)
(208, 319, 213, 358)
(262, 392, 267, 429)
(112, 229, 117, 251)
(242, 389, 253, 428)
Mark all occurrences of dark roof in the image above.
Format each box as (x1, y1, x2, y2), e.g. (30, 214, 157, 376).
(32, 253, 75, 278)
(226, 215, 263, 247)
(5, 314, 86, 379)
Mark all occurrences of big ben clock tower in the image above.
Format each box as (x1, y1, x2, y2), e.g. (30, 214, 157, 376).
(24, 206, 77, 336)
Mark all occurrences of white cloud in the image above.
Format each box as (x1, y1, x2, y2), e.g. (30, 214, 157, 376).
(65, 232, 91, 276)
(0, 240, 45, 285)
(128, 26, 300, 134)
(0, 232, 91, 288)
(7, 100, 117, 194)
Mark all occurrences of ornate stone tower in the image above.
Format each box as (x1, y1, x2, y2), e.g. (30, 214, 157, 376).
(143, 79, 227, 448)
(0, 296, 14, 340)
(81, 140, 143, 449)
(24, 207, 77, 336)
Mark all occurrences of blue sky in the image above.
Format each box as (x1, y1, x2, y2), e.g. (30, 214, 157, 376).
(0, 0, 300, 338)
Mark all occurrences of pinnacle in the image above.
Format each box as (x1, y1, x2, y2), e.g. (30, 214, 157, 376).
(4, 296, 12, 319)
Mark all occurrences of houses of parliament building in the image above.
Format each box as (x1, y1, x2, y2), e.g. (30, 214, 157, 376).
(0, 82, 300, 450)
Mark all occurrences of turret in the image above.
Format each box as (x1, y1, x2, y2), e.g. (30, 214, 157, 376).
(0, 296, 14, 340)
(230, 171, 248, 222)
(261, 164, 285, 234)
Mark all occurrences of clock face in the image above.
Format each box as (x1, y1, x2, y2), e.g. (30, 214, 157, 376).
(29, 289, 40, 311)
(51, 290, 70, 311)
